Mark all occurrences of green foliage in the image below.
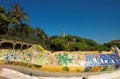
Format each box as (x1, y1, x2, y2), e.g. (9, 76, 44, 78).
(104, 42, 120, 49)
(0, 6, 9, 34)
(69, 42, 81, 51)
(74, 36, 84, 42)
(84, 38, 98, 46)
(50, 37, 68, 51)
(0, 6, 5, 13)
(49, 35, 112, 51)
(65, 35, 74, 42)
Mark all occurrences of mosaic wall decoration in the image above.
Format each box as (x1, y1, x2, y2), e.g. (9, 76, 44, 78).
(0, 46, 120, 73)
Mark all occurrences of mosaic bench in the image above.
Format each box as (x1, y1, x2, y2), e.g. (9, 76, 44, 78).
(0, 45, 120, 77)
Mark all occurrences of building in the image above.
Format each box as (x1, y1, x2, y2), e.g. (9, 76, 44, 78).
(111, 39, 120, 43)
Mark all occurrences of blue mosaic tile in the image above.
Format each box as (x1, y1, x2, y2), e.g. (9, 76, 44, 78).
(85, 54, 100, 66)
(94, 55, 101, 66)
(99, 53, 120, 66)
(100, 54, 112, 65)
(5, 56, 9, 61)
(111, 55, 120, 65)
(14, 56, 17, 60)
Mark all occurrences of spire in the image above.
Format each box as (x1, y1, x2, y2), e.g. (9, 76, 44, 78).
(62, 28, 65, 37)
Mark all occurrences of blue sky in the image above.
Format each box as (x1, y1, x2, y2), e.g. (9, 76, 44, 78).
(0, 0, 120, 43)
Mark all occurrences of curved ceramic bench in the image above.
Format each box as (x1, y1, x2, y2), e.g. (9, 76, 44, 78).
(0, 46, 120, 77)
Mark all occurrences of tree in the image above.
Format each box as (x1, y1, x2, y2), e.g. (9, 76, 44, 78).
(74, 36, 84, 43)
(0, 6, 18, 35)
(0, 6, 10, 35)
(84, 38, 98, 46)
(20, 23, 32, 39)
(9, 4, 29, 40)
(104, 42, 120, 49)
(50, 37, 68, 51)
(10, 4, 29, 25)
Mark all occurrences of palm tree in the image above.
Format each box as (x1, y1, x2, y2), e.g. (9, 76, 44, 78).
(10, 4, 29, 25)
(0, 6, 10, 35)
(0, 6, 18, 36)
(9, 3, 29, 41)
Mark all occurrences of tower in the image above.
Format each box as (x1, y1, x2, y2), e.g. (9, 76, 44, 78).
(62, 28, 65, 37)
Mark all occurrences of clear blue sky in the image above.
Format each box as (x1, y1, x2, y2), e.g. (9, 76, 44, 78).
(0, 0, 120, 43)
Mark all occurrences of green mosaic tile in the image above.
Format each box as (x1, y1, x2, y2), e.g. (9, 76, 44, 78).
(101, 66, 108, 71)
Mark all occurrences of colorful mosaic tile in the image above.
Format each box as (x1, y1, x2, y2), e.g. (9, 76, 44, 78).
(0, 46, 120, 73)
